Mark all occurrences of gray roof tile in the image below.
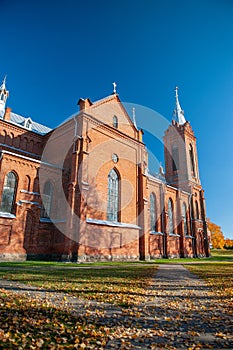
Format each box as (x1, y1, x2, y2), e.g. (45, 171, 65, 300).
(9, 112, 52, 135)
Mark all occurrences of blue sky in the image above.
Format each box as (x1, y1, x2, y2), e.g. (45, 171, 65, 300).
(1, 0, 233, 238)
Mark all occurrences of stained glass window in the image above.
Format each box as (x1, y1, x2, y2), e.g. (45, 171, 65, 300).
(182, 203, 188, 235)
(107, 169, 119, 221)
(40, 181, 53, 218)
(168, 199, 174, 234)
(1, 172, 17, 213)
(150, 193, 157, 231)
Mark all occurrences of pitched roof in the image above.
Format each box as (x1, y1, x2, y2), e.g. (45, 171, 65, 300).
(91, 93, 138, 130)
(92, 93, 117, 106)
(0, 111, 52, 135)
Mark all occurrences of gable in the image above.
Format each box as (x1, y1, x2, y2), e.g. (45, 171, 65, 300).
(86, 94, 138, 139)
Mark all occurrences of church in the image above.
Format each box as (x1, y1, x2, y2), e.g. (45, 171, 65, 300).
(0, 77, 210, 261)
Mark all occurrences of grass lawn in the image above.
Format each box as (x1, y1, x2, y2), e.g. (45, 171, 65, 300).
(0, 252, 233, 348)
(184, 253, 233, 343)
(0, 265, 157, 306)
(209, 248, 233, 260)
(211, 248, 233, 256)
(0, 265, 157, 348)
(186, 261, 233, 298)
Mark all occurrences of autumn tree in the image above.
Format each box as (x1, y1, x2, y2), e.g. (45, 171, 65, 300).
(224, 238, 233, 249)
(207, 218, 225, 249)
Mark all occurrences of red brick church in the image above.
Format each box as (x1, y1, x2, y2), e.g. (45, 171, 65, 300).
(0, 77, 210, 261)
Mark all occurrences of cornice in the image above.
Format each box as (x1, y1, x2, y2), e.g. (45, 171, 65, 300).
(82, 112, 145, 149)
(0, 119, 44, 140)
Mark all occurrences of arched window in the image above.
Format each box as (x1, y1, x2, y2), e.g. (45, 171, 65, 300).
(25, 175, 31, 192)
(168, 199, 174, 235)
(172, 144, 179, 171)
(22, 137, 28, 151)
(195, 200, 199, 220)
(182, 203, 188, 235)
(189, 144, 196, 177)
(0, 172, 17, 213)
(40, 181, 53, 219)
(33, 177, 39, 193)
(3, 130, 7, 143)
(0, 130, 7, 143)
(113, 115, 118, 128)
(9, 133, 14, 146)
(150, 193, 157, 231)
(28, 139, 34, 152)
(107, 169, 119, 221)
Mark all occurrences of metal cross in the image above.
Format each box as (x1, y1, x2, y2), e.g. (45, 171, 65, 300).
(113, 82, 117, 94)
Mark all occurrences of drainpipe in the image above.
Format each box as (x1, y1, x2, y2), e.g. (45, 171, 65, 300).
(73, 115, 78, 151)
(200, 189, 210, 257)
(160, 182, 166, 257)
(189, 193, 197, 257)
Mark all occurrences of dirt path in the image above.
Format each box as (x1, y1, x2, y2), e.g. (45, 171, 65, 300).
(0, 264, 232, 349)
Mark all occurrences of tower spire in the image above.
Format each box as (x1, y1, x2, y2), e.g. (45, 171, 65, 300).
(0, 75, 9, 116)
(173, 86, 186, 125)
(132, 107, 138, 130)
(0, 75, 7, 90)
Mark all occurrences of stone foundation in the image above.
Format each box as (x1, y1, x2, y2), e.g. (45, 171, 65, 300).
(77, 254, 140, 262)
(0, 253, 27, 262)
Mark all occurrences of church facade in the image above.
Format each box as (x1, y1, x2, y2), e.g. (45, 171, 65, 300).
(0, 77, 210, 261)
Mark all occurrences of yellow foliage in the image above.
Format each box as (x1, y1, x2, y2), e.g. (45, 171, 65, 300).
(224, 238, 233, 248)
(207, 218, 225, 249)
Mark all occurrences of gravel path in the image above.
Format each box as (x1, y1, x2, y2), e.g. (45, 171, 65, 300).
(0, 264, 233, 349)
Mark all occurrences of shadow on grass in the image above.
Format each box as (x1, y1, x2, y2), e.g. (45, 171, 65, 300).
(0, 291, 232, 349)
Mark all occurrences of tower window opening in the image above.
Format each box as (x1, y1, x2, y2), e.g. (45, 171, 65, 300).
(195, 200, 199, 220)
(189, 144, 196, 177)
(172, 144, 179, 172)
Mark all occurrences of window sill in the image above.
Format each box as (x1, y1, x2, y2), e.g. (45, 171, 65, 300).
(86, 218, 141, 229)
(17, 200, 40, 206)
(39, 218, 66, 223)
(185, 235, 195, 239)
(40, 218, 52, 223)
(169, 233, 180, 237)
(20, 190, 40, 196)
(0, 212, 16, 219)
(150, 231, 164, 235)
(192, 218, 203, 222)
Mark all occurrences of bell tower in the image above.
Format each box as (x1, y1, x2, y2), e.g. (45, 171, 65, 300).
(164, 87, 201, 192)
(0, 76, 9, 117)
(164, 87, 210, 257)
